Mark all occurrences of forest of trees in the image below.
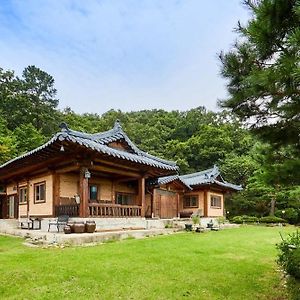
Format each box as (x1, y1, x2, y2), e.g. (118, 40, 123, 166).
(0, 0, 299, 221)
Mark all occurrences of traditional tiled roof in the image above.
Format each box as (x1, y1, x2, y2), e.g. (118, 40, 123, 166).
(157, 174, 191, 189)
(158, 165, 242, 191)
(0, 121, 178, 171)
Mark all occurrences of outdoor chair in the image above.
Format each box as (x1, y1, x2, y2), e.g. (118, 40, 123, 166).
(48, 215, 69, 232)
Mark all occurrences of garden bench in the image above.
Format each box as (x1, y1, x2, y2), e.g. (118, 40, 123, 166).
(48, 215, 69, 232)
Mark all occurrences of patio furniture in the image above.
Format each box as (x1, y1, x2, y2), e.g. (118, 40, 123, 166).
(48, 215, 69, 232)
(20, 219, 32, 229)
(20, 217, 42, 230)
(207, 219, 214, 229)
(180, 211, 193, 218)
(185, 224, 193, 231)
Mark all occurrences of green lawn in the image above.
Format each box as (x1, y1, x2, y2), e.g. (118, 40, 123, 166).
(0, 226, 295, 300)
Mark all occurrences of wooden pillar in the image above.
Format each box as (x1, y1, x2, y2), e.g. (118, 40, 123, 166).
(79, 168, 89, 218)
(2, 195, 8, 219)
(26, 180, 30, 218)
(204, 190, 208, 217)
(150, 188, 155, 218)
(15, 182, 19, 219)
(52, 173, 60, 217)
(177, 193, 180, 218)
(111, 180, 115, 204)
(139, 177, 146, 217)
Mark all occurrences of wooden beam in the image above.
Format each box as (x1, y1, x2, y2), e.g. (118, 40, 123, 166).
(56, 164, 80, 174)
(26, 180, 30, 218)
(139, 177, 146, 217)
(91, 164, 141, 178)
(94, 158, 141, 172)
(79, 168, 89, 218)
(177, 193, 180, 218)
(114, 177, 139, 183)
(111, 180, 115, 204)
(203, 190, 208, 217)
(15, 182, 19, 219)
(52, 172, 60, 217)
(0, 155, 71, 182)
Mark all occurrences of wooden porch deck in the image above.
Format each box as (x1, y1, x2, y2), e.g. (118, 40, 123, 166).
(55, 203, 142, 218)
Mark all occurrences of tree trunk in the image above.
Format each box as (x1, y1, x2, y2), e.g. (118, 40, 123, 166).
(270, 198, 276, 216)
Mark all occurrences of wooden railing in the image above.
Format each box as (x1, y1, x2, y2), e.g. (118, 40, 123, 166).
(55, 204, 79, 217)
(88, 203, 141, 218)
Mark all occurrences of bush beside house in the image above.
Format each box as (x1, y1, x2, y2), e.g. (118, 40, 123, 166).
(277, 230, 300, 299)
(231, 215, 286, 224)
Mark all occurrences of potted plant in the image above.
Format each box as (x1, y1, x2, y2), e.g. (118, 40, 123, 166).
(192, 215, 200, 231)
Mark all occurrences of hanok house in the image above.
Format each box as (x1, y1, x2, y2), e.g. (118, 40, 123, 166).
(153, 166, 242, 219)
(0, 121, 178, 220)
(0, 121, 241, 222)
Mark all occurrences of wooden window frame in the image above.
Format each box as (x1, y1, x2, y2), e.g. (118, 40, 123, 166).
(183, 195, 199, 208)
(115, 192, 135, 206)
(34, 181, 46, 204)
(210, 195, 222, 209)
(19, 186, 27, 205)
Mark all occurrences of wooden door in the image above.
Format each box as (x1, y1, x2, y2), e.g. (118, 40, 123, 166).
(157, 190, 177, 219)
(8, 195, 17, 219)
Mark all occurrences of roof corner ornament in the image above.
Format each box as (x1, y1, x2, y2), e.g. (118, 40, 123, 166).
(114, 119, 122, 130)
(59, 122, 69, 132)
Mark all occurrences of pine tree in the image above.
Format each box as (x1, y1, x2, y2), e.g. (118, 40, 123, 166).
(219, 0, 300, 150)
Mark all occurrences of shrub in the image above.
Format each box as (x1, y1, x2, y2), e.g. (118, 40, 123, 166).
(286, 249, 300, 279)
(260, 216, 287, 224)
(277, 230, 300, 279)
(231, 215, 258, 224)
(243, 216, 259, 223)
(284, 208, 299, 225)
(231, 216, 243, 224)
(217, 216, 226, 224)
(191, 215, 200, 225)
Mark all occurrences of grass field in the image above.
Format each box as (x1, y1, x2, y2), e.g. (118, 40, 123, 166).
(0, 226, 296, 299)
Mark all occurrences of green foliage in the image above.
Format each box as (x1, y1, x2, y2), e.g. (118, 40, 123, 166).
(217, 216, 226, 224)
(284, 208, 299, 224)
(13, 124, 45, 155)
(231, 216, 244, 224)
(277, 230, 300, 280)
(260, 216, 286, 224)
(0, 66, 59, 137)
(219, 0, 300, 150)
(191, 215, 200, 225)
(219, 0, 300, 218)
(231, 215, 259, 224)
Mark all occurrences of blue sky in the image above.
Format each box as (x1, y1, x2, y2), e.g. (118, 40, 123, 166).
(0, 0, 250, 114)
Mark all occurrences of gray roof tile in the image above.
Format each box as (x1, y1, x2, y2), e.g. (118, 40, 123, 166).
(158, 165, 242, 191)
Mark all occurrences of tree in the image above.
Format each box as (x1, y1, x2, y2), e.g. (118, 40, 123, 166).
(21, 65, 59, 136)
(0, 114, 16, 164)
(219, 0, 300, 150)
(0, 65, 60, 137)
(13, 124, 45, 155)
(0, 68, 31, 130)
